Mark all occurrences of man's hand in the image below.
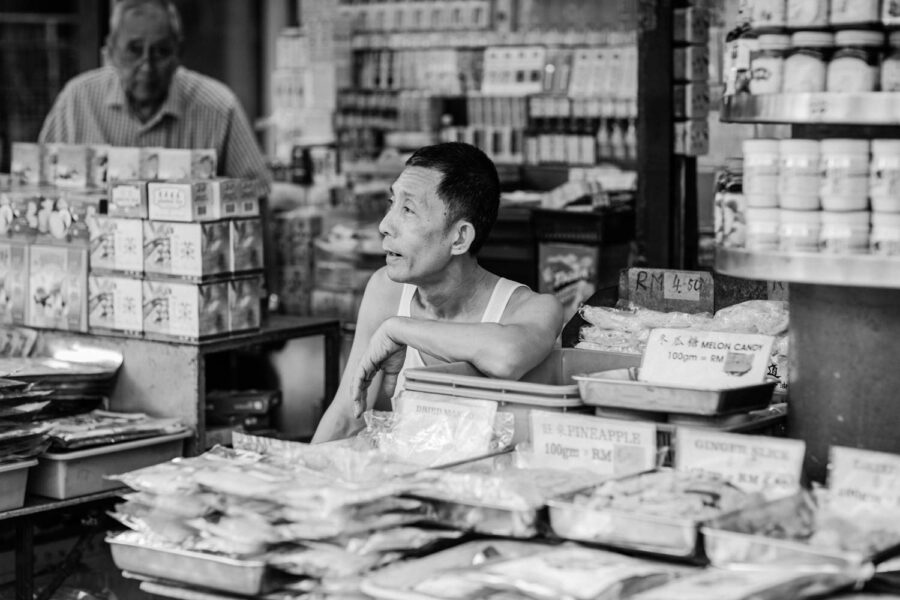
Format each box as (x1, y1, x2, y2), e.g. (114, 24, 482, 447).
(350, 319, 406, 418)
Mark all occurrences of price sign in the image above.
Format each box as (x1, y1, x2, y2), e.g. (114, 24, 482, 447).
(395, 391, 497, 423)
(676, 428, 805, 499)
(530, 412, 656, 476)
(640, 328, 775, 389)
(622, 268, 713, 313)
(828, 446, 900, 508)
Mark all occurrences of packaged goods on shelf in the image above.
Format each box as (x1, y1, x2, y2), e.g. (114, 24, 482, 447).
(10, 143, 44, 186)
(26, 244, 88, 332)
(89, 144, 110, 188)
(143, 279, 229, 340)
(108, 181, 149, 219)
(107, 146, 142, 181)
(90, 216, 144, 275)
(0, 241, 29, 324)
(228, 274, 263, 332)
(54, 144, 93, 189)
(630, 568, 853, 600)
(205, 178, 242, 219)
(143, 220, 230, 280)
(88, 274, 143, 335)
(229, 218, 264, 273)
(147, 181, 216, 222)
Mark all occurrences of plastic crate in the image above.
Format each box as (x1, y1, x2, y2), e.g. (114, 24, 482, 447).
(0, 460, 37, 511)
(403, 348, 641, 444)
(28, 431, 190, 499)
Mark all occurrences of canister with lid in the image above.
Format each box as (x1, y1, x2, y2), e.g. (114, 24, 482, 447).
(786, 0, 828, 28)
(779, 209, 821, 252)
(884, 1, 900, 29)
(871, 212, 900, 255)
(870, 139, 900, 212)
(749, 0, 787, 29)
(778, 139, 820, 209)
(820, 210, 870, 254)
(826, 30, 884, 93)
(750, 34, 791, 94)
(746, 207, 781, 251)
(830, 0, 880, 26)
(821, 139, 870, 211)
(784, 32, 834, 93)
(881, 32, 900, 91)
(743, 139, 780, 203)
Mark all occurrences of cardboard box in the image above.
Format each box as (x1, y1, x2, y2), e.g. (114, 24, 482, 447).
(147, 181, 215, 222)
(191, 149, 218, 179)
(55, 144, 94, 188)
(140, 147, 164, 179)
(207, 179, 241, 219)
(108, 181, 148, 219)
(228, 274, 263, 332)
(42, 144, 60, 188)
(107, 147, 142, 182)
(156, 148, 192, 181)
(88, 144, 111, 188)
(0, 241, 28, 324)
(143, 279, 229, 340)
(238, 179, 261, 217)
(90, 216, 144, 275)
(538, 242, 598, 323)
(230, 218, 264, 273)
(88, 274, 143, 334)
(143, 220, 229, 280)
(26, 244, 88, 331)
(10, 143, 44, 187)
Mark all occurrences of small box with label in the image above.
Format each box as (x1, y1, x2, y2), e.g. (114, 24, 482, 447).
(26, 244, 88, 332)
(88, 274, 143, 334)
(230, 218, 264, 273)
(42, 144, 60, 187)
(191, 149, 217, 179)
(107, 147, 142, 182)
(207, 179, 242, 219)
(238, 179, 261, 217)
(155, 148, 192, 181)
(10, 143, 44, 187)
(143, 220, 229, 280)
(143, 279, 229, 340)
(228, 274, 262, 332)
(0, 241, 29, 324)
(108, 181, 148, 219)
(88, 144, 111, 188)
(147, 181, 214, 222)
(674, 45, 710, 82)
(140, 147, 163, 180)
(55, 145, 94, 189)
(89, 216, 144, 275)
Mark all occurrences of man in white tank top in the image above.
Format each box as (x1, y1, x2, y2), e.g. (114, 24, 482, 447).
(313, 143, 563, 442)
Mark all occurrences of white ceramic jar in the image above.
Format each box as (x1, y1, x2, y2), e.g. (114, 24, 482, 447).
(746, 207, 781, 251)
(749, 0, 787, 29)
(826, 30, 884, 93)
(744, 139, 780, 204)
(830, 0, 880, 26)
(779, 209, 822, 252)
(882, 32, 900, 92)
(870, 139, 900, 212)
(784, 32, 834, 93)
(820, 210, 871, 254)
(820, 138, 870, 211)
(787, 0, 829, 28)
(871, 212, 900, 255)
(750, 34, 791, 94)
(779, 139, 821, 209)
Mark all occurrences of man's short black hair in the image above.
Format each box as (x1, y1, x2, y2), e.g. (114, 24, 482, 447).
(405, 142, 499, 255)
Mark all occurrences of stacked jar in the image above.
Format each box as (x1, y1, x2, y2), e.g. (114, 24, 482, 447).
(870, 140, 900, 254)
(778, 139, 822, 252)
(742, 139, 780, 250)
(820, 139, 871, 253)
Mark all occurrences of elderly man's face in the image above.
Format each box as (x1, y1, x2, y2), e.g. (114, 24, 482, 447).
(109, 4, 179, 112)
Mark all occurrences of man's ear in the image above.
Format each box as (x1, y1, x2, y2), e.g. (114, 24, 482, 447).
(449, 220, 475, 256)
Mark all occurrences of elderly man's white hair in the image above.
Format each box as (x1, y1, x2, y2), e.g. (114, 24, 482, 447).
(107, 0, 184, 45)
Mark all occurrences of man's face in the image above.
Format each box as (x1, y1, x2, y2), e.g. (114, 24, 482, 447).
(109, 5, 179, 110)
(380, 167, 459, 284)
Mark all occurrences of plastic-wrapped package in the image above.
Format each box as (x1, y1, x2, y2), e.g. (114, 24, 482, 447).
(707, 300, 789, 335)
(581, 305, 713, 332)
(267, 542, 400, 578)
(341, 527, 464, 555)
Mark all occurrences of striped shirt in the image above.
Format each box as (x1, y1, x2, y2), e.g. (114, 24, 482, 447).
(39, 66, 269, 184)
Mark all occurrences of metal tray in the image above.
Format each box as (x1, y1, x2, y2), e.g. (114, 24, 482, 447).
(547, 470, 704, 559)
(701, 493, 900, 579)
(107, 531, 270, 596)
(575, 369, 775, 416)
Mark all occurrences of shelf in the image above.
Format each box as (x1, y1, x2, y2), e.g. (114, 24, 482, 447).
(0, 488, 124, 522)
(720, 93, 900, 125)
(715, 247, 900, 289)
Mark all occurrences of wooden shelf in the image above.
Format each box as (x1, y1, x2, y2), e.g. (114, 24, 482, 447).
(720, 93, 900, 125)
(715, 247, 900, 289)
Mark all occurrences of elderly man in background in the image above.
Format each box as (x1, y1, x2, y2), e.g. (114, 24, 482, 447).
(39, 0, 268, 182)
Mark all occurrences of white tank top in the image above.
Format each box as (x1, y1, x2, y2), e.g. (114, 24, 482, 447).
(393, 277, 526, 396)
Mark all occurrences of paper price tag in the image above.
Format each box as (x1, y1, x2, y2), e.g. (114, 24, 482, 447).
(664, 270, 705, 302)
(828, 446, 900, 508)
(639, 328, 775, 389)
(623, 268, 713, 313)
(676, 429, 805, 499)
(530, 412, 656, 476)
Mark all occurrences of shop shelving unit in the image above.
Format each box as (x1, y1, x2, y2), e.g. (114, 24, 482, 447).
(717, 93, 900, 481)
